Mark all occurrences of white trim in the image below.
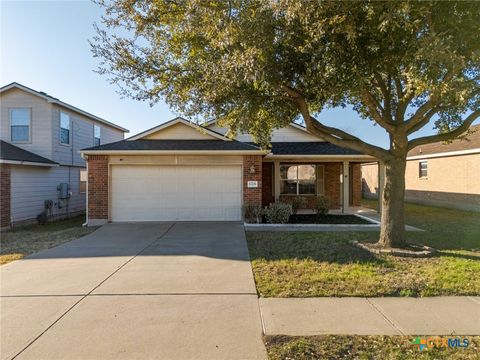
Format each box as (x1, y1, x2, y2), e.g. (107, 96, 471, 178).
(128, 117, 231, 141)
(0, 82, 129, 133)
(264, 154, 375, 160)
(0, 159, 58, 167)
(9, 107, 32, 143)
(60, 111, 71, 145)
(278, 163, 320, 196)
(94, 124, 101, 146)
(407, 148, 480, 160)
(81, 149, 268, 156)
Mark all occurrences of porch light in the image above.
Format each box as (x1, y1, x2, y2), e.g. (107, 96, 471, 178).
(249, 165, 256, 174)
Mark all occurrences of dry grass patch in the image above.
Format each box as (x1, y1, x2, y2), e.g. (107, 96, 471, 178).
(265, 335, 480, 360)
(1, 216, 97, 265)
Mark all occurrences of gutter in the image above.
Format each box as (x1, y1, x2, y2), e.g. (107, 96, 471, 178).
(0, 159, 59, 167)
(407, 148, 480, 160)
(80, 150, 269, 156)
(264, 154, 375, 160)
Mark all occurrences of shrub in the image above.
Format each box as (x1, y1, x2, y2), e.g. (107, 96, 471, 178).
(264, 202, 293, 224)
(243, 204, 263, 223)
(314, 196, 330, 216)
(283, 196, 306, 215)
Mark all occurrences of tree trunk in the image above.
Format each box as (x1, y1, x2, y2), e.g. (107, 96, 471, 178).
(378, 158, 407, 248)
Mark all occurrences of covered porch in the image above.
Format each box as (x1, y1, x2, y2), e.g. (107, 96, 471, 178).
(262, 156, 374, 213)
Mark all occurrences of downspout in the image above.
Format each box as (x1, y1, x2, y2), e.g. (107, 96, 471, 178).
(81, 153, 88, 227)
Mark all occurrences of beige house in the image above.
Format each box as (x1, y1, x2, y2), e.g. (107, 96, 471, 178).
(81, 117, 374, 225)
(362, 124, 480, 212)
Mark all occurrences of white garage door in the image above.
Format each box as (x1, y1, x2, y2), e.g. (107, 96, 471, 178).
(111, 165, 242, 221)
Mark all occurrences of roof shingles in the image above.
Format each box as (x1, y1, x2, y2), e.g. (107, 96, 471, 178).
(0, 140, 58, 165)
(82, 139, 261, 151)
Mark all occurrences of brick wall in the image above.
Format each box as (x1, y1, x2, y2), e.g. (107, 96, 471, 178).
(351, 163, 361, 206)
(87, 155, 108, 222)
(324, 162, 342, 209)
(243, 155, 263, 207)
(0, 164, 11, 229)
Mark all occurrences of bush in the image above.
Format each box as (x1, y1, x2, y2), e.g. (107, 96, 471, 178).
(314, 196, 330, 216)
(283, 196, 306, 215)
(264, 202, 293, 224)
(243, 204, 263, 223)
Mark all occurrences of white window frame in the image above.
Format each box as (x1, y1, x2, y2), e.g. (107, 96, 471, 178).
(79, 169, 87, 193)
(60, 112, 71, 145)
(419, 160, 428, 179)
(94, 124, 101, 146)
(10, 108, 32, 143)
(280, 163, 322, 196)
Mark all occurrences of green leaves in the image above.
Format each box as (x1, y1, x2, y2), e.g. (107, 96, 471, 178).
(91, 0, 480, 148)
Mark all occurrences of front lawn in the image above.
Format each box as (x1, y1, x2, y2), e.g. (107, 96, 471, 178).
(265, 335, 480, 360)
(0, 216, 97, 265)
(247, 202, 480, 297)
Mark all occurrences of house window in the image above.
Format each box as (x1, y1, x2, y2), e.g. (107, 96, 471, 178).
(60, 112, 70, 145)
(10, 108, 31, 142)
(280, 164, 317, 195)
(419, 161, 428, 178)
(80, 170, 87, 193)
(94, 125, 101, 146)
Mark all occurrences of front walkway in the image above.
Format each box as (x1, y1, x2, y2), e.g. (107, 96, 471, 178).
(0, 222, 266, 360)
(260, 297, 480, 336)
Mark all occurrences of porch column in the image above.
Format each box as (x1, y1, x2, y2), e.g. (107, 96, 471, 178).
(274, 160, 280, 202)
(342, 161, 349, 213)
(377, 161, 386, 214)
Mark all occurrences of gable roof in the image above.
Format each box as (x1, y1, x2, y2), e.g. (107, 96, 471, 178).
(128, 117, 230, 141)
(81, 139, 265, 155)
(0, 140, 58, 166)
(266, 142, 361, 155)
(408, 124, 480, 158)
(0, 82, 129, 133)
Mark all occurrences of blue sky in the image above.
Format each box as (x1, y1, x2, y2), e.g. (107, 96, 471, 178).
(2, 1, 475, 146)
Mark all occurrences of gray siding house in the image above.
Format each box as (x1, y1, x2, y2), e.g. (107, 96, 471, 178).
(0, 82, 128, 228)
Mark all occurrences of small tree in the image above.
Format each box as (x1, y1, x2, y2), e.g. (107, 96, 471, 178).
(91, 1, 479, 248)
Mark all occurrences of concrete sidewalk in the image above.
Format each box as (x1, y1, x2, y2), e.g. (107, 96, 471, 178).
(1, 223, 266, 360)
(260, 297, 480, 336)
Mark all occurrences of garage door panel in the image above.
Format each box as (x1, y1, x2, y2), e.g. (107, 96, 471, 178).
(111, 165, 242, 221)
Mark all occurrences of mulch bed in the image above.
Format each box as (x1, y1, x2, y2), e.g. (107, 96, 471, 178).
(288, 214, 372, 225)
(351, 240, 437, 258)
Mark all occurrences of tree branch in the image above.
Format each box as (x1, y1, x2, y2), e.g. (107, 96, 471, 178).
(360, 88, 396, 132)
(404, 67, 458, 132)
(406, 107, 439, 135)
(407, 109, 480, 151)
(279, 84, 391, 160)
(373, 73, 392, 121)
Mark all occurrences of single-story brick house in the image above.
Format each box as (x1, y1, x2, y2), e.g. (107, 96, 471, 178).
(80, 117, 374, 225)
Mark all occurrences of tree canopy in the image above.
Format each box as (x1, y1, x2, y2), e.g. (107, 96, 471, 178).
(91, 0, 480, 247)
(92, 0, 479, 154)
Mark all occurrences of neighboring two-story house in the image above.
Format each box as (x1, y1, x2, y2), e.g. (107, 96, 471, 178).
(0, 82, 128, 229)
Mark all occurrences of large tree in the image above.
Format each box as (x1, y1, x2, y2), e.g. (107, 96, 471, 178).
(91, 0, 480, 248)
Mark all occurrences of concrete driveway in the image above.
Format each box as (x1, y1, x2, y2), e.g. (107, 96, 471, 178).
(0, 223, 266, 360)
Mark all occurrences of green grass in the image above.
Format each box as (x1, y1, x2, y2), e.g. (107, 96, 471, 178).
(0, 216, 97, 265)
(362, 199, 480, 250)
(247, 202, 480, 297)
(265, 335, 480, 360)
